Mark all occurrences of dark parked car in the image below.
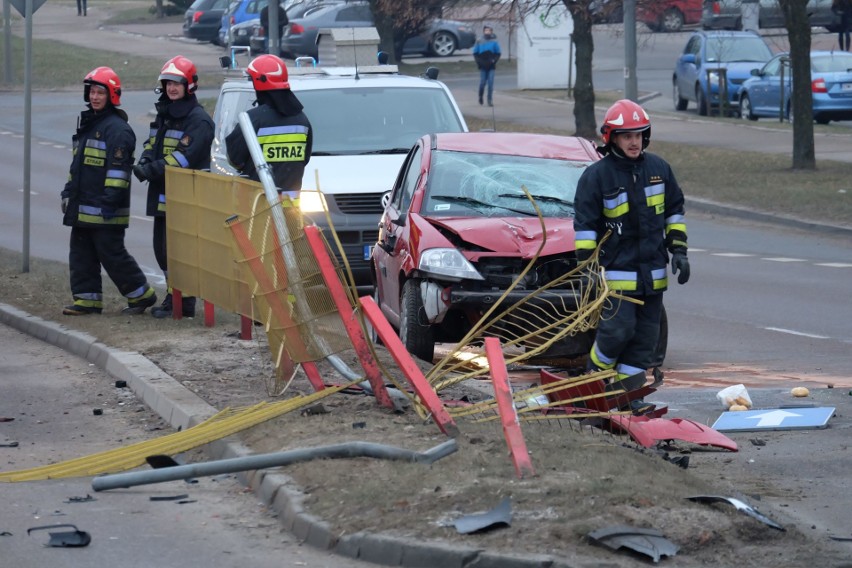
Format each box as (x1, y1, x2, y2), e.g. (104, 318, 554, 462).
(371, 132, 668, 365)
(183, 0, 230, 44)
(278, 1, 476, 60)
(702, 0, 841, 32)
(739, 51, 852, 124)
(673, 30, 774, 115)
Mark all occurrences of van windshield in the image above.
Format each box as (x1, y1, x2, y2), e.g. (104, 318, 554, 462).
(297, 87, 466, 154)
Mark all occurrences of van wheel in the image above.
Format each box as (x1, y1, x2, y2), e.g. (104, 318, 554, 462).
(660, 8, 685, 32)
(399, 279, 435, 362)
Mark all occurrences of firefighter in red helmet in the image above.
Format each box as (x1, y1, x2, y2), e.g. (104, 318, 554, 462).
(61, 67, 157, 316)
(574, 99, 689, 410)
(133, 55, 214, 319)
(225, 54, 313, 199)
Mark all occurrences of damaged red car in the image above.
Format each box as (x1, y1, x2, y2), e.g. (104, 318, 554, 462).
(371, 132, 618, 363)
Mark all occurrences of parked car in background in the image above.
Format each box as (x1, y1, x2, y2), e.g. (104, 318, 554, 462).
(211, 65, 468, 288)
(248, 0, 339, 54)
(739, 50, 852, 124)
(279, 1, 476, 60)
(219, 0, 268, 48)
(371, 132, 670, 365)
(228, 18, 262, 51)
(702, 0, 841, 31)
(638, 0, 703, 32)
(183, 0, 229, 44)
(591, 0, 624, 24)
(673, 30, 774, 115)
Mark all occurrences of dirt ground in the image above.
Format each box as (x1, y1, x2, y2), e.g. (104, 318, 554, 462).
(2, 247, 851, 567)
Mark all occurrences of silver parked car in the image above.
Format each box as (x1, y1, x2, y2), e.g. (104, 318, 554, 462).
(702, 0, 842, 32)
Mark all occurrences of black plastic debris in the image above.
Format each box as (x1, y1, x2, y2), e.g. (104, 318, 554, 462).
(453, 496, 512, 534)
(115, 380, 128, 388)
(300, 404, 329, 416)
(1, 531, 12, 536)
(829, 535, 852, 542)
(149, 494, 189, 502)
(64, 494, 96, 504)
(587, 525, 679, 563)
(0, 441, 19, 448)
(176, 499, 197, 505)
(27, 524, 91, 547)
(146, 454, 198, 484)
(686, 495, 785, 531)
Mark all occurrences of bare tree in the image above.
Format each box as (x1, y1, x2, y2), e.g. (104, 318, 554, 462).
(562, 0, 597, 139)
(779, 0, 816, 169)
(368, 0, 445, 63)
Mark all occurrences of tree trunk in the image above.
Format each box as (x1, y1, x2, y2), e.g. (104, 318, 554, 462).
(780, 0, 815, 169)
(565, 1, 597, 139)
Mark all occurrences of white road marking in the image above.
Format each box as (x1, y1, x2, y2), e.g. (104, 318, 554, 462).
(764, 327, 830, 339)
(762, 257, 806, 263)
(712, 252, 754, 257)
(815, 262, 852, 268)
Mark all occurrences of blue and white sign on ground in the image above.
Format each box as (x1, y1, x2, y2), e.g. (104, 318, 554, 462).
(712, 407, 836, 432)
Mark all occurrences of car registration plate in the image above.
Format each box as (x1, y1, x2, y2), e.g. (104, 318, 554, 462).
(363, 245, 372, 260)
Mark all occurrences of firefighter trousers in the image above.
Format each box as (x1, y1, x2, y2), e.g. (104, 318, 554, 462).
(590, 293, 663, 380)
(69, 227, 148, 302)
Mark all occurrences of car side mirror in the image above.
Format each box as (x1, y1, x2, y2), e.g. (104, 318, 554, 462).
(750, 68, 760, 76)
(392, 213, 407, 226)
(219, 56, 232, 69)
(681, 53, 696, 65)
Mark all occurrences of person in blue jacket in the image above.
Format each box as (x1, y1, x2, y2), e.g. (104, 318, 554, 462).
(472, 25, 501, 107)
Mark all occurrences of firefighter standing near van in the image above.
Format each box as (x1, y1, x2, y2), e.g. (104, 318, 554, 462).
(225, 54, 313, 199)
(61, 67, 157, 316)
(133, 56, 214, 319)
(574, 99, 689, 405)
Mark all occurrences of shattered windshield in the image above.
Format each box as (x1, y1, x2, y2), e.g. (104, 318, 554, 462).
(423, 150, 589, 218)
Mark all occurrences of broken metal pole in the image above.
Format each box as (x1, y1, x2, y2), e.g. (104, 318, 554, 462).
(92, 439, 457, 492)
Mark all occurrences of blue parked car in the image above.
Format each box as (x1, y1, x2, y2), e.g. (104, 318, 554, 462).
(219, 0, 268, 48)
(673, 30, 774, 116)
(739, 51, 852, 124)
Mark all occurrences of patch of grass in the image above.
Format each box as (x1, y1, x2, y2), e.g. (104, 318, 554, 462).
(0, 35, 165, 90)
(465, 116, 852, 227)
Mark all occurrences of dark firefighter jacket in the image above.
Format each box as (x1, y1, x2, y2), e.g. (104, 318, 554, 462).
(225, 102, 313, 192)
(62, 107, 135, 229)
(140, 95, 214, 217)
(573, 151, 688, 295)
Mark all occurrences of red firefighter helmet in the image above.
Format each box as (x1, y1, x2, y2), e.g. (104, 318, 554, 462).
(600, 99, 651, 149)
(246, 54, 290, 91)
(159, 55, 198, 93)
(84, 67, 122, 106)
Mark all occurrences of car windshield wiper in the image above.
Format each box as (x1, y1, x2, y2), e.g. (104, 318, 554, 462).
(499, 193, 574, 207)
(431, 194, 534, 217)
(358, 148, 411, 155)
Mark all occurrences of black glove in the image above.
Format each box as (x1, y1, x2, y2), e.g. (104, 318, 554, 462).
(137, 156, 152, 166)
(671, 252, 690, 285)
(102, 207, 116, 221)
(61, 197, 68, 214)
(133, 161, 151, 181)
(132, 163, 149, 182)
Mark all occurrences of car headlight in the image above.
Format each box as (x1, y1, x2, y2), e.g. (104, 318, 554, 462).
(418, 248, 484, 281)
(708, 72, 719, 87)
(299, 190, 326, 214)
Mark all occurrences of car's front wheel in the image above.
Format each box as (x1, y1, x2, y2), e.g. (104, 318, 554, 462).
(673, 80, 688, 111)
(400, 279, 435, 363)
(740, 93, 757, 121)
(429, 31, 457, 57)
(697, 85, 709, 116)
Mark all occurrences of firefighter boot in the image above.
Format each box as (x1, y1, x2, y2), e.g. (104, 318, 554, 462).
(151, 293, 173, 319)
(122, 290, 158, 315)
(63, 304, 102, 316)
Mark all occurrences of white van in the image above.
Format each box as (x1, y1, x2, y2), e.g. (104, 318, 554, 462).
(211, 64, 468, 289)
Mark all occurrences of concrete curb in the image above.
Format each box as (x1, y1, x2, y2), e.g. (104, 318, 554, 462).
(0, 301, 578, 567)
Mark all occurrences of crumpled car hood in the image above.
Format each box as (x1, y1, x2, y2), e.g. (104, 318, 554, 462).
(425, 216, 576, 258)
